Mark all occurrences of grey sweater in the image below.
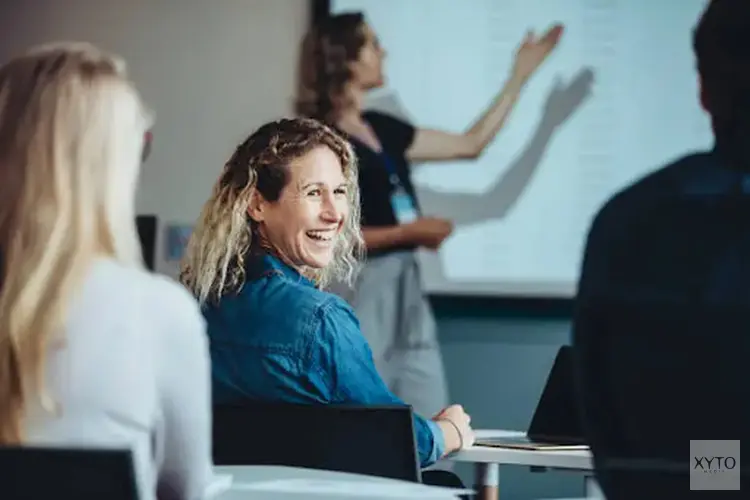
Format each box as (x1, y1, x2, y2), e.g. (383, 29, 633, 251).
(23, 258, 215, 500)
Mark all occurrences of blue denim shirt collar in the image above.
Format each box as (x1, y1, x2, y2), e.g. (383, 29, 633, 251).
(245, 252, 316, 288)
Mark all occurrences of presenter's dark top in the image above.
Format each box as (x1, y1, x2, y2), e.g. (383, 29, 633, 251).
(337, 111, 421, 257)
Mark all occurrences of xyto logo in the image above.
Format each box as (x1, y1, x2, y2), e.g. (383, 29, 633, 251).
(694, 456, 737, 474)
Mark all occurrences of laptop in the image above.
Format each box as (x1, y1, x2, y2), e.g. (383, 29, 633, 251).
(476, 345, 589, 451)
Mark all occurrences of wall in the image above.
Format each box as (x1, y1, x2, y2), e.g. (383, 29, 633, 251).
(1, 2, 585, 499)
(0, 0, 309, 278)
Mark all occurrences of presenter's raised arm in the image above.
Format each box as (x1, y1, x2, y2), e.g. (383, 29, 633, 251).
(406, 25, 564, 163)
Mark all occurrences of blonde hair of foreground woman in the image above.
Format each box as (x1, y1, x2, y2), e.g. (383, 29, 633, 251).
(0, 42, 152, 444)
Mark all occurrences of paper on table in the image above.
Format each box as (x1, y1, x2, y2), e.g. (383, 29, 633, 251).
(231, 478, 474, 498)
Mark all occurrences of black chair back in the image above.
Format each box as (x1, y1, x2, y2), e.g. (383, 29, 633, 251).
(213, 402, 421, 483)
(135, 214, 157, 270)
(0, 446, 138, 500)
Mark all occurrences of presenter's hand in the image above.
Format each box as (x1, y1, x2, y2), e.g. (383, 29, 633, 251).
(404, 217, 453, 250)
(433, 404, 475, 454)
(511, 23, 564, 83)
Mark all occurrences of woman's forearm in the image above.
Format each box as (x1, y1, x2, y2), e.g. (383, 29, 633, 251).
(465, 74, 526, 154)
(435, 419, 462, 455)
(361, 225, 410, 252)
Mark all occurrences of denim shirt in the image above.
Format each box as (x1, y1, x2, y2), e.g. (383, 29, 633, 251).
(202, 253, 444, 468)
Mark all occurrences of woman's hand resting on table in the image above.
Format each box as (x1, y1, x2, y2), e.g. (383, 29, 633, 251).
(433, 404, 475, 455)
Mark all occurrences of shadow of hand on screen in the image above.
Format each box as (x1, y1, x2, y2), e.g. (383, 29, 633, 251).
(416, 67, 595, 228)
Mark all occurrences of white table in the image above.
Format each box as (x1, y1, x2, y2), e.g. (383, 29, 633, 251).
(213, 465, 472, 499)
(444, 430, 603, 499)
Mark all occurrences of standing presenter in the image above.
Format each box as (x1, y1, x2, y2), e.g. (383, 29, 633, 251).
(296, 11, 562, 423)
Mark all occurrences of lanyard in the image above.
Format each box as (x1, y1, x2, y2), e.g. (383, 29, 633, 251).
(380, 152, 402, 188)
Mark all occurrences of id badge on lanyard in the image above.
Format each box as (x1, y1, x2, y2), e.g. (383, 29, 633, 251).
(382, 154, 418, 224)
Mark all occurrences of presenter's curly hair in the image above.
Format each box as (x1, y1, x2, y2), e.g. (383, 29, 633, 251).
(296, 12, 368, 121)
(180, 117, 364, 305)
(693, 0, 750, 166)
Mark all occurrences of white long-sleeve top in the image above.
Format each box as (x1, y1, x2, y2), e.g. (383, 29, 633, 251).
(23, 258, 214, 500)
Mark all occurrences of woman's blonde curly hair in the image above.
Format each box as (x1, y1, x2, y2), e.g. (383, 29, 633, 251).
(180, 117, 364, 305)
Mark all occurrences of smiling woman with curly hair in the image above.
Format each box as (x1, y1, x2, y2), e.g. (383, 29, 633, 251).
(180, 117, 474, 470)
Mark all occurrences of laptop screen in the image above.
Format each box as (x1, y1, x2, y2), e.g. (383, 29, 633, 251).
(527, 346, 586, 443)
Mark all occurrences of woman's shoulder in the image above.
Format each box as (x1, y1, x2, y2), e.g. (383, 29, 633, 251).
(267, 278, 357, 328)
(312, 289, 361, 338)
(91, 258, 195, 302)
(278, 278, 349, 318)
(362, 109, 416, 155)
(237, 271, 343, 325)
(362, 109, 412, 130)
(316, 289, 356, 317)
(82, 258, 205, 337)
